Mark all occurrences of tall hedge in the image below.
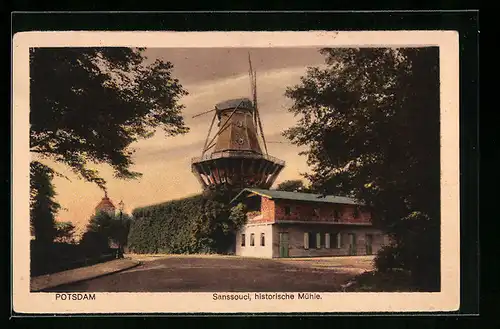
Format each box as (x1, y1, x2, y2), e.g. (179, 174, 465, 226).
(128, 194, 246, 254)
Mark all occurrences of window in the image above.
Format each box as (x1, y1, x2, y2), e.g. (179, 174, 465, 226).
(325, 233, 331, 249)
(316, 233, 321, 249)
(353, 207, 360, 219)
(241, 234, 246, 247)
(309, 232, 316, 249)
(260, 233, 265, 246)
(333, 232, 342, 249)
(313, 208, 320, 217)
(250, 233, 255, 246)
(304, 232, 309, 249)
(284, 205, 291, 216)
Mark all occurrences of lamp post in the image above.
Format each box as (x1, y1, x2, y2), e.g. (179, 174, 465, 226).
(118, 200, 125, 258)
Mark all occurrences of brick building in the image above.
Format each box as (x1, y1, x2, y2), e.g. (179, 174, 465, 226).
(231, 188, 389, 258)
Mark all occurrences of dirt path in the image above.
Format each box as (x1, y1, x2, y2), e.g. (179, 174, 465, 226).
(276, 255, 375, 274)
(45, 255, 372, 292)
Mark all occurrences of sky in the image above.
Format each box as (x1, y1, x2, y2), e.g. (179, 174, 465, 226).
(44, 47, 328, 234)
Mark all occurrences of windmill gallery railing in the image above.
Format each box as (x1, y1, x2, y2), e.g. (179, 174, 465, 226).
(191, 151, 285, 167)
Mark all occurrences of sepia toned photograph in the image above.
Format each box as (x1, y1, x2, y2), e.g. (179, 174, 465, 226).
(12, 31, 460, 313)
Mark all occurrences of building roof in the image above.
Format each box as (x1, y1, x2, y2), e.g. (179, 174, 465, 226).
(231, 188, 365, 206)
(95, 196, 116, 212)
(215, 98, 253, 111)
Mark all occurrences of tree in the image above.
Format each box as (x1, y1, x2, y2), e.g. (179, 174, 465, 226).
(30, 161, 61, 244)
(79, 230, 110, 256)
(284, 47, 440, 290)
(115, 212, 133, 255)
(275, 179, 307, 192)
(54, 221, 77, 244)
(30, 47, 189, 189)
(83, 211, 132, 246)
(228, 203, 248, 230)
(81, 211, 115, 252)
(190, 199, 248, 254)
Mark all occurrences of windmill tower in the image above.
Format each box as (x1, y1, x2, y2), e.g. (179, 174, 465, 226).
(190, 54, 285, 196)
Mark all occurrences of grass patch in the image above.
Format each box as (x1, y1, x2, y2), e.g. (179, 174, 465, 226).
(346, 269, 420, 292)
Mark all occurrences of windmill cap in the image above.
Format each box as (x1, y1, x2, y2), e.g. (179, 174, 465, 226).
(215, 98, 253, 111)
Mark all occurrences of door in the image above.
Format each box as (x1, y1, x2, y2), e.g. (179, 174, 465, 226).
(365, 234, 373, 255)
(348, 233, 357, 256)
(279, 232, 289, 258)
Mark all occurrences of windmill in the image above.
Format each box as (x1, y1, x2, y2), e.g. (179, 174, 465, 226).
(190, 53, 285, 195)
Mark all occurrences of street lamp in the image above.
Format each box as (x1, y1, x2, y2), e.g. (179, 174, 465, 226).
(118, 200, 125, 258)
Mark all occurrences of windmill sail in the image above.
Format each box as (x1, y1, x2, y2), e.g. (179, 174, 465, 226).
(248, 53, 257, 126)
(248, 53, 268, 155)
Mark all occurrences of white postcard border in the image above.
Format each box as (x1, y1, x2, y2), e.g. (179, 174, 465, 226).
(12, 31, 460, 314)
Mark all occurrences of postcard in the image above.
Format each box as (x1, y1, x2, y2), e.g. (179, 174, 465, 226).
(12, 30, 460, 314)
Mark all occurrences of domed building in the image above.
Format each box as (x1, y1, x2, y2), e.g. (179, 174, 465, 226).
(95, 191, 116, 216)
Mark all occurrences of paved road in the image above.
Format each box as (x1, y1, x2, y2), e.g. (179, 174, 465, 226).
(45, 256, 372, 292)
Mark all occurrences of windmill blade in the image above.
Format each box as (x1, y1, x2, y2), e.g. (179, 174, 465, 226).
(201, 111, 217, 156)
(252, 69, 268, 155)
(255, 105, 269, 155)
(192, 108, 216, 119)
(248, 53, 257, 126)
(253, 69, 258, 123)
(248, 53, 268, 155)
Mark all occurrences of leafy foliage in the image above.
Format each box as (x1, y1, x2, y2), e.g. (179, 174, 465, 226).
(284, 47, 440, 290)
(80, 211, 132, 255)
(30, 241, 84, 276)
(128, 195, 247, 254)
(229, 203, 248, 230)
(79, 231, 110, 257)
(30, 161, 61, 244)
(373, 245, 404, 273)
(29, 47, 189, 189)
(54, 221, 77, 244)
(275, 180, 308, 192)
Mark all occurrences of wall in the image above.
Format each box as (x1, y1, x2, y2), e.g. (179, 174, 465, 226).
(261, 197, 275, 221)
(274, 199, 371, 224)
(273, 223, 387, 258)
(235, 223, 274, 258)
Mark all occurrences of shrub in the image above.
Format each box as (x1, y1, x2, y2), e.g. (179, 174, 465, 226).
(30, 240, 115, 276)
(374, 245, 404, 273)
(79, 231, 110, 257)
(128, 194, 247, 254)
(350, 270, 416, 292)
(373, 211, 440, 291)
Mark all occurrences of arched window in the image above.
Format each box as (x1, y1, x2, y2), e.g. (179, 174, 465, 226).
(260, 233, 265, 246)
